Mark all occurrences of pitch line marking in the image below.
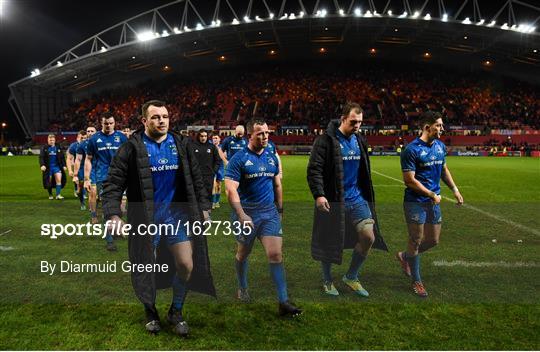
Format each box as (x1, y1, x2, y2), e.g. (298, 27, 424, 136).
(372, 170, 540, 236)
(0, 229, 12, 236)
(0, 246, 14, 251)
(432, 260, 540, 268)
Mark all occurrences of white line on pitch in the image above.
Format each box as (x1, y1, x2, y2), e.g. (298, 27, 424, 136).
(372, 170, 540, 236)
(0, 246, 14, 251)
(0, 229, 12, 236)
(432, 260, 540, 268)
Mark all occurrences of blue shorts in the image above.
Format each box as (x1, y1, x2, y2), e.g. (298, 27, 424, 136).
(232, 207, 282, 245)
(152, 217, 192, 247)
(345, 200, 373, 224)
(215, 167, 224, 182)
(49, 166, 61, 176)
(404, 202, 442, 224)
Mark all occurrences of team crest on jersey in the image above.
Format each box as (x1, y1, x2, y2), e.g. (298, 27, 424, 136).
(268, 158, 275, 166)
(168, 144, 178, 154)
(114, 136, 120, 143)
(436, 145, 443, 154)
(207, 149, 211, 153)
(195, 149, 199, 153)
(245, 160, 254, 166)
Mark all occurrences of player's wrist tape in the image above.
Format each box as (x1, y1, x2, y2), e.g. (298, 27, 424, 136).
(452, 186, 459, 193)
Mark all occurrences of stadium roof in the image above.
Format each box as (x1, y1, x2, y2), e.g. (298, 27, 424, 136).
(8, 0, 540, 137)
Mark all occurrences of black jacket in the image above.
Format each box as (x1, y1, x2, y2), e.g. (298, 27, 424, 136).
(102, 131, 215, 307)
(307, 120, 387, 265)
(189, 140, 221, 205)
(39, 144, 67, 189)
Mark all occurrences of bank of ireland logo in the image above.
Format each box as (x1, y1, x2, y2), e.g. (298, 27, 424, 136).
(158, 158, 168, 165)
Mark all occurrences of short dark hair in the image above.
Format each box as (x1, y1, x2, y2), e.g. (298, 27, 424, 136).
(341, 102, 363, 117)
(78, 130, 87, 136)
(419, 111, 442, 130)
(141, 100, 166, 118)
(246, 118, 266, 134)
(197, 129, 208, 137)
(101, 111, 115, 120)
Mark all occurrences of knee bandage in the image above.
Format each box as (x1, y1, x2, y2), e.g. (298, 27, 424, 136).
(355, 218, 375, 232)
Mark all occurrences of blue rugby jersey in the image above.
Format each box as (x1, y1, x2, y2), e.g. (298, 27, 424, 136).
(143, 133, 182, 223)
(401, 137, 447, 202)
(225, 147, 279, 210)
(221, 136, 247, 159)
(266, 140, 278, 155)
(86, 131, 127, 183)
(68, 142, 78, 158)
(47, 146, 59, 169)
(217, 143, 224, 174)
(336, 129, 364, 205)
(76, 139, 96, 181)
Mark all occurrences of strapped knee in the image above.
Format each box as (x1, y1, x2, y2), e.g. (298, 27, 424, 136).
(355, 218, 375, 233)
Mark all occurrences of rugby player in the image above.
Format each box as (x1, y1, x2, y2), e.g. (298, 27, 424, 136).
(84, 112, 128, 251)
(39, 134, 67, 200)
(211, 134, 227, 209)
(307, 102, 387, 297)
(67, 131, 85, 197)
(396, 111, 463, 297)
(102, 100, 214, 336)
(225, 118, 301, 317)
(74, 126, 97, 213)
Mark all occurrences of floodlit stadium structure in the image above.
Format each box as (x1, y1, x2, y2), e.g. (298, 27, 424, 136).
(8, 0, 540, 138)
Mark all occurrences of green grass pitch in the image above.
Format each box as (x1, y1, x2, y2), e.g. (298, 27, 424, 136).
(0, 155, 539, 350)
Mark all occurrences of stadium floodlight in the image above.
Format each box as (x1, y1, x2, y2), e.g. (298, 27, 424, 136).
(137, 31, 156, 42)
(161, 30, 170, 37)
(399, 11, 408, 18)
(364, 10, 373, 18)
(462, 17, 471, 24)
(243, 15, 251, 22)
(280, 13, 288, 20)
(510, 24, 517, 30)
(501, 23, 509, 30)
(374, 11, 381, 17)
(173, 27, 180, 33)
(255, 15, 263, 21)
(529, 27, 536, 33)
(100, 46, 108, 53)
(424, 13, 431, 20)
(487, 20, 496, 27)
(354, 8, 362, 16)
(476, 19, 485, 25)
(269, 13, 274, 19)
(299, 11, 304, 18)
(289, 13, 296, 19)
(30, 69, 40, 77)
(321, 9, 327, 17)
(195, 23, 203, 30)
(387, 10, 393, 16)
(442, 13, 448, 22)
(183, 26, 191, 32)
(232, 18, 240, 25)
(411, 11, 420, 18)
(56, 61, 63, 67)
(339, 9, 345, 16)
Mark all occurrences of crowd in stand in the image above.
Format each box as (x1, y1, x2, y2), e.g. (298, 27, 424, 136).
(48, 63, 539, 135)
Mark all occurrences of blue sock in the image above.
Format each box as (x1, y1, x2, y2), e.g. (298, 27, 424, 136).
(171, 274, 187, 311)
(405, 253, 422, 282)
(55, 185, 62, 196)
(91, 211, 97, 218)
(235, 258, 249, 289)
(321, 261, 332, 282)
(216, 193, 221, 203)
(269, 262, 288, 303)
(346, 250, 367, 280)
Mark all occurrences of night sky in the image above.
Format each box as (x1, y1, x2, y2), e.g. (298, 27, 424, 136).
(0, 0, 172, 141)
